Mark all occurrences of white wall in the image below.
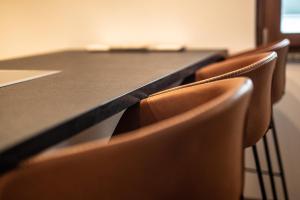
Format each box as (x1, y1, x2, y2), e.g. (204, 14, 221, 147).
(0, 0, 255, 60)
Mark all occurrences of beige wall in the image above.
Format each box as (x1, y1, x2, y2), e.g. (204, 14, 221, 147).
(0, 0, 255, 60)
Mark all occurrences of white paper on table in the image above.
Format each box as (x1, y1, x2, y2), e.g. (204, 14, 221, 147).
(0, 70, 60, 88)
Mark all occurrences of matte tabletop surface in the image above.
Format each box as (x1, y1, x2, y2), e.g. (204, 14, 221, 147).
(0, 50, 225, 170)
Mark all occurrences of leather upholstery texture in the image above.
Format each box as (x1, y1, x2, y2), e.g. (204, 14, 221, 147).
(0, 78, 252, 200)
(196, 52, 277, 147)
(230, 39, 290, 104)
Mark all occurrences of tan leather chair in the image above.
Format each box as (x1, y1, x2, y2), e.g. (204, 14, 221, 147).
(230, 39, 290, 200)
(195, 52, 277, 199)
(230, 39, 290, 104)
(0, 78, 252, 200)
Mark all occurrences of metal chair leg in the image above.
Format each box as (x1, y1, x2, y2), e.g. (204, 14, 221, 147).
(252, 145, 267, 200)
(271, 111, 289, 200)
(263, 135, 278, 199)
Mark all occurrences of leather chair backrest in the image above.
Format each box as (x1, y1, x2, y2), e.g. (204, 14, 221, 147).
(231, 39, 290, 103)
(0, 78, 252, 200)
(196, 52, 277, 147)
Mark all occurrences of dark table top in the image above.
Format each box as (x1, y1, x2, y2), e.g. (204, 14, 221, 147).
(0, 49, 226, 172)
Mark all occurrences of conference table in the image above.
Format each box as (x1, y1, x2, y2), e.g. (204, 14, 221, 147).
(0, 49, 226, 172)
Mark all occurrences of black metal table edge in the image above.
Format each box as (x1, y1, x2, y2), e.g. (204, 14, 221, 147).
(0, 53, 225, 173)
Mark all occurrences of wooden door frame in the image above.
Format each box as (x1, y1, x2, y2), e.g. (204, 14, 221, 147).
(256, 0, 264, 46)
(256, 0, 300, 51)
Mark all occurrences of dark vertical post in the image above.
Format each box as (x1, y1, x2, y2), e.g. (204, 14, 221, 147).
(263, 135, 278, 199)
(271, 112, 289, 200)
(252, 145, 267, 200)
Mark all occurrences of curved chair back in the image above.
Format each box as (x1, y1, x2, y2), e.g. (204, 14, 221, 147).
(196, 52, 277, 147)
(0, 78, 252, 200)
(231, 39, 290, 103)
